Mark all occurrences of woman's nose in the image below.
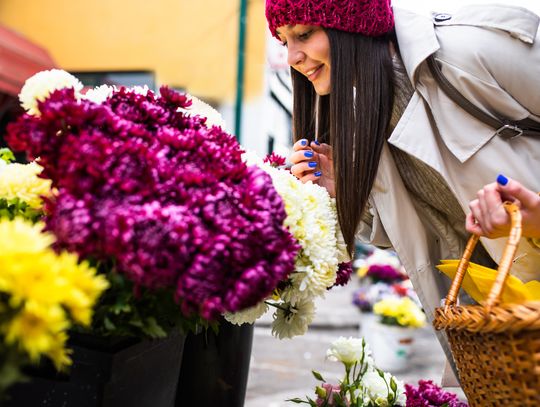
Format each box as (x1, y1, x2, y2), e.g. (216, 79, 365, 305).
(287, 45, 304, 67)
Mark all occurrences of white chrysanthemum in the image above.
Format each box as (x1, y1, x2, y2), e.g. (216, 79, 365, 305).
(179, 95, 226, 129)
(223, 301, 268, 325)
(83, 84, 116, 104)
(19, 69, 83, 116)
(271, 299, 315, 339)
(326, 336, 373, 367)
(362, 370, 406, 406)
(0, 159, 7, 174)
(128, 85, 151, 96)
(262, 164, 339, 296)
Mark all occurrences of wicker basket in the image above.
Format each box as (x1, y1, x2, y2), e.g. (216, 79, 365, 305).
(433, 202, 540, 406)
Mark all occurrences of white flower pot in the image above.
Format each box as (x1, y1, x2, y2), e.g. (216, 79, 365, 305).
(359, 312, 415, 372)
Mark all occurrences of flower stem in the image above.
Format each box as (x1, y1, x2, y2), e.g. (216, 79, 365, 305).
(264, 300, 290, 313)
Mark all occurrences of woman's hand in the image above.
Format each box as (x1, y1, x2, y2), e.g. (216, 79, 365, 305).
(466, 175, 540, 239)
(289, 139, 335, 197)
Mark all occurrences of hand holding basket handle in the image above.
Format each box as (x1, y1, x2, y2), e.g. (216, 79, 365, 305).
(446, 202, 521, 313)
(466, 175, 540, 240)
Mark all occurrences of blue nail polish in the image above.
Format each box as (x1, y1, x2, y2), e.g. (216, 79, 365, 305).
(314, 171, 322, 177)
(300, 139, 307, 146)
(497, 174, 508, 186)
(313, 140, 320, 146)
(308, 161, 317, 168)
(304, 151, 314, 158)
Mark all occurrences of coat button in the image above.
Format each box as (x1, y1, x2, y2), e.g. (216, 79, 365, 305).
(433, 13, 452, 22)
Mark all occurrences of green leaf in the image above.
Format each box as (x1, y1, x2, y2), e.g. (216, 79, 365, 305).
(104, 316, 116, 331)
(285, 398, 309, 404)
(312, 370, 325, 382)
(143, 317, 167, 338)
(0, 148, 15, 163)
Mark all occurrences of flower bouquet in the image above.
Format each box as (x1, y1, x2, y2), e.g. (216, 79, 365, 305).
(224, 152, 352, 338)
(288, 336, 406, 406)
(6, 69, 301, 340)
(0, 151, 108, 396)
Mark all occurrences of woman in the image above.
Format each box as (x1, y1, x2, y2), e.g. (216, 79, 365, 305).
(265, 0, 540, 383)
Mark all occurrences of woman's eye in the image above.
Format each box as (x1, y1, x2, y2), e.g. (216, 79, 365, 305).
(298, 30, 313, 40)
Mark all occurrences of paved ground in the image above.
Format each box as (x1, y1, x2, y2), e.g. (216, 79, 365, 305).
(244, 280, 463, 407)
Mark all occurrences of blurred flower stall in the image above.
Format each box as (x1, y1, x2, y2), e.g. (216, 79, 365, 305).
(352, 247, 426, 372)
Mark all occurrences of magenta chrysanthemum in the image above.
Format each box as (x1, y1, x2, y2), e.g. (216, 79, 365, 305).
(332, 262, 353, 288)
(405, 380, 468, 407)
(6, 84, 299, 320)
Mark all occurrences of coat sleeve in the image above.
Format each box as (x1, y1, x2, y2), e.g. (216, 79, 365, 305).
(434, 19, 540, 120)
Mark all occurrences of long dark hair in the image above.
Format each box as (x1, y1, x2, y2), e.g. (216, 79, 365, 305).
(291, 29, 395, 256)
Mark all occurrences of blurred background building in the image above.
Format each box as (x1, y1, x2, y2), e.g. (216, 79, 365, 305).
(0, 0, 290, 157)
(0, 0, 538, 158)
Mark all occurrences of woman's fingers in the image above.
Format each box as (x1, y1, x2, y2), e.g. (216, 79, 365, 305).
(289, 139, 335, 197)
(290, 149, 316, 165)
(465, 211, 483, 235)
(476, 183, 507, 234)
(290, 160, 319, 178)
(495, 175, 540, 239)
(496, 176, 540, 208)
(299, 171, 322, 184)
(467, 199, 487, 235)
(310, 141, 332, 157)
(293, 138, 312, 152)
(466, 175, 540, 238)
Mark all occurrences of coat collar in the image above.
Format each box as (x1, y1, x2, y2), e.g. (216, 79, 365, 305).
(393, 5, 539, 87)
(393, 8, 439, 87)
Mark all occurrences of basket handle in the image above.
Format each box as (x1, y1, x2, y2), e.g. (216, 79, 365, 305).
(443, 202, 522, 312)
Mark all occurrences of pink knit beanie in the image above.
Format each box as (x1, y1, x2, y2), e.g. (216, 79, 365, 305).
(266, 0, 394, 39)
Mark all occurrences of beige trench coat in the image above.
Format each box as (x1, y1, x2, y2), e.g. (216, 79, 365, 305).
(357, 4, 540, 385)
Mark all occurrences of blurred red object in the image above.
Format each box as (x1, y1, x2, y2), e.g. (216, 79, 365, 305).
(0, 24, 56, 95)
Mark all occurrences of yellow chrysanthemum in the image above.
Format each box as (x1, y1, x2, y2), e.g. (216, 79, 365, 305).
(57, 253, 110, 325)
(357, 266, 369, 278)
(4, 302, 69, 365)
(0, 218, 109, 368)
(0, 161, 51, 209)
(373, 297, 426, 328)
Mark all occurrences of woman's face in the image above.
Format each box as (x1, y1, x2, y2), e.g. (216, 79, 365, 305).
(276, 24, 331, 95)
